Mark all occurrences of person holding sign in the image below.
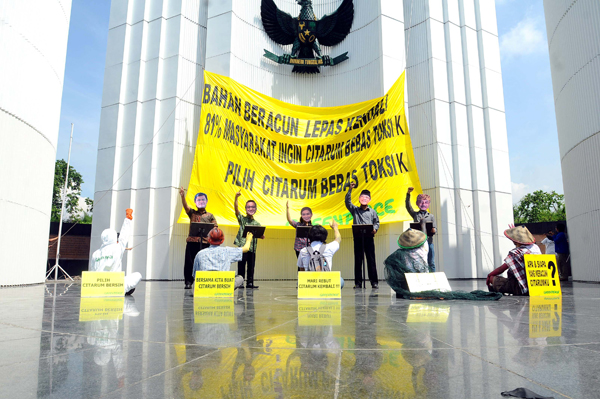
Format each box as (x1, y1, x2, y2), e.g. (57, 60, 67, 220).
(234, 190, 264, 289)
(345, 182, 380, 289)
(406, 187, 437, 271)
(193, 228, 253, 290)
(297, 220, 344, 288)
(486, 225, 541, 296)
(180, 187, 218, 290)
(286, 200, 313, 260)
(90, 208, 142, 295)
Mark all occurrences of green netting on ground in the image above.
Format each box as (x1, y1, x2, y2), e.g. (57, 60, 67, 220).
(384, 249, 503, 301)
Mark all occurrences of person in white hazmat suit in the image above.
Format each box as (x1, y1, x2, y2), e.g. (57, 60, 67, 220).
(91, 208, 142, 295)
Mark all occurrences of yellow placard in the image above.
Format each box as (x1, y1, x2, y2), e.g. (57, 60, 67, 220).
(404, 272, 451, 293)
(298, 300, 342, 325)
(298, 271, 341, 299)
(178, 70, 423, 228)
(194, 297, 235, 324)
(79, 297, 124, 321)
(194, 271, 236, 297)
(81, 271, 125, 297)
(406, 303, 450, 323)
(524, 254, 562, 296)
(529, 296, 562, 338)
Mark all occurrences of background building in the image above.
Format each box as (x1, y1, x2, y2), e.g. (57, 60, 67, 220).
(0, 0, 72, 285)
(544, 0, 600, 281)
(91, 0, 513, 281)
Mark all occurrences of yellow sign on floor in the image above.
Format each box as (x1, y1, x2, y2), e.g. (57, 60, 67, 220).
(529, 296, 562, 338)
(298, 271, 342, 299)
(79, 297, 124, 321)
(406, 303, 450, 323)
(194, 271, 236, 297)
(524, 254, 562, 296)
(81, 271, 125, 297)
(194, 298, 235, 323)
(298, 300, 342, 325)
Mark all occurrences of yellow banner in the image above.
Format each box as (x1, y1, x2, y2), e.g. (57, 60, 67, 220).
(79, 297, 124, 321)
(194, 271, 236, 297)
(529, 296, 562, 338)
(524, 254, 562, 296)
(298, 271, 341, 299)
(178, 70, 423, 227)
(81, 271, 125, 297)
(194, 298, 235, 323)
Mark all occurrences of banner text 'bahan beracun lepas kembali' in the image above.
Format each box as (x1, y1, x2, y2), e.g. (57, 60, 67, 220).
(178, 70, 423, 228)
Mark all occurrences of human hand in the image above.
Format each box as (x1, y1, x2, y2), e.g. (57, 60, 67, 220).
(179, 187, 185, 197)
(260, 235, 265, 239)
(247, 232, 253, 241)
(330, 219, 338, 229)
(350, 182, 356, 189)
(407, 187, 414, 193)
(235, 190, 241, 198)
(486, 275, 492, 286)
(286, 200, 289, 209)
(431, 227, 436, 235)
(126, 208, 133, 220)
(372, 229, 377, 235)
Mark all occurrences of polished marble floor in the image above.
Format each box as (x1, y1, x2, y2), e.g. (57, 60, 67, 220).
(0, 280, 599, 398)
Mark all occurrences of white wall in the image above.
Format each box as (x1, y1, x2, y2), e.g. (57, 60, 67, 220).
(0, 0, 72, 285)
(544, 0, 600, 281)
(93, 0, 512, 280)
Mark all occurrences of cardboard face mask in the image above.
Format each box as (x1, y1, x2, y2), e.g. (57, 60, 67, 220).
(195, 194, 207, 209)
(417, 199, 430, 211)
(301, 210, 312, 222)
(359, 195, 371, 206)
(246, 202, 257, 216)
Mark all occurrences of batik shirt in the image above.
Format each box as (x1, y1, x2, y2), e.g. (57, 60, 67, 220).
(503, 244, 541, 294)
(290, 220, 311, 251)
(186, 208, 218, 243)
(233, 214, 260, 253)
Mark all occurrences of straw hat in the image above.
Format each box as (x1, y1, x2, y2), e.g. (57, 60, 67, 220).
(207, 227, 224, 245)
(398, 229, 428, 249)
(504, 225, 535, 245)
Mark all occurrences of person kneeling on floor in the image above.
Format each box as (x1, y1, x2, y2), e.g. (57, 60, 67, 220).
(487, 225, 541, 296)
(297, 220, 344, 288)
(383, 228, 430, 291)
(193, 228, 252, 290)
(90, 208, 142, 296)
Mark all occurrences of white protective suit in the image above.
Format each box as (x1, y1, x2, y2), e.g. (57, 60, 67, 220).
(91, 218, 142, 293)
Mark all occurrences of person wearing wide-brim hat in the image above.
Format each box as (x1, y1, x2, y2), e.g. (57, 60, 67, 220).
(192, 227, 253, 290)
(384, 229, 432, 290)
(486, 225, 541, 296)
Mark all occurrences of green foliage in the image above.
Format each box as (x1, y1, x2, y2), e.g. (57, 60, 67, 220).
(51, 159, 84, 222)
(513, 190, 566, 224)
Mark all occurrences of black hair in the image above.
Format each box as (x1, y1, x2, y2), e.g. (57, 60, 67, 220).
(246, 200, 257, 207)
(308, 225, 328, 242)
(556, 223, 566, 233)
(195, 192, 207, 201)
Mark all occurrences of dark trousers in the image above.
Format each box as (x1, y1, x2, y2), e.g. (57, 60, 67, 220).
(238, 251, 256, 285)
(184, 241, 207, 284)
(428, 241, 435, 272)
(353, 233, 378, 285)
(556, 253, 571, 279)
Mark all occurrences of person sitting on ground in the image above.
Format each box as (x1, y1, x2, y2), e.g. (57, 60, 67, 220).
(90, 208, 142, 296)
(383, 229, 430, 291)
(193, 228, 253, 290)
(486, 225, 541, 296)
(297, 220, 344, 288)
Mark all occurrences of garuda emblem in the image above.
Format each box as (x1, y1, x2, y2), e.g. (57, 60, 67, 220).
(261, 0, 354, 74)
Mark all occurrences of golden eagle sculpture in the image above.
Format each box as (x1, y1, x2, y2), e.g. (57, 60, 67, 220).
(261, 0, 354, 74)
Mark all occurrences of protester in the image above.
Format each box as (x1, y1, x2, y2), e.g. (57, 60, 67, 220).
(541, 230, 556, 255)
(406, 187, 437, 271)
(486, 225, 541, 296)
(547, 223, 570, 280)
(192, 227, 252, 290)
(297, 220, 344, 288)
(345, 182, 380, 289)
(90, 208, 142, 295)
(234, 190, 264, 289)
(180, 187, 218, 289)
(286, 200, 313, 264)
(383, 229, 430, 291)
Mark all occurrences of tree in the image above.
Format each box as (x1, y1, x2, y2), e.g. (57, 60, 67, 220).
(513, 190, 566, 224)
(51, 159, 85, 222)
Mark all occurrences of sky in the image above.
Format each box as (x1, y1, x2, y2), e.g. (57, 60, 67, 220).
(55, 0, 563, 203)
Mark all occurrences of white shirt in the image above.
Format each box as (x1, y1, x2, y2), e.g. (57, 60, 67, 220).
(541, 238, 555, 255)
(297, 241, 340, 270)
